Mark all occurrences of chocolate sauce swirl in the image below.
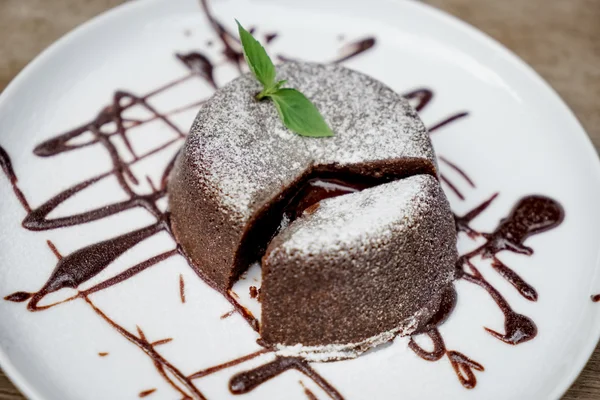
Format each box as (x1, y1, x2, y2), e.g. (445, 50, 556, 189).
(480, 196, 564, 258)
(451, 195, 564, 346)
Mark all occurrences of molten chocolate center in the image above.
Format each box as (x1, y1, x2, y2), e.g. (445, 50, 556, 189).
(283, 178, 372, 222)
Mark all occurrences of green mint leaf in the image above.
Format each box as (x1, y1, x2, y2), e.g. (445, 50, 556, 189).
(272, 79, 287, 91)
(269, 89, 334, 138)
(236, 20, 276, 89)
(235, 20, 334, 138)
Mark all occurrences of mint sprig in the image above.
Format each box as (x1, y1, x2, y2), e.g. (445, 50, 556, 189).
(236, 20, 334, 138)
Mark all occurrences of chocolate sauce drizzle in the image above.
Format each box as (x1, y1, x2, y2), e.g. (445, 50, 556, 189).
(199, 0, 243, 69)
(265, 33, 278, 44)
(408, 193, 563, 388)
(88, 295, 206, 399)
(403, 88, 469, 135)
(334, 38, 376, 64)
(458, 195, 564, 308)
(409, 329, 484, 389)
(278, 37, 377, 65)
(450, 196, 561, 350)
(300, 381, 319, 400)
(403, 88, 470, 200)
(229, 357, 343, 400)
(0, 0, 567, 397)
(139, 388, 157, 398)
(179, 274, 186, 303)
(188, 349, 271, 380)
(408, 288, 484, 388)
(0, 146, 30, 212)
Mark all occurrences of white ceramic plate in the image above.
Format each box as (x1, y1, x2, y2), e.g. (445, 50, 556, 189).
(1, 0, 599, 399)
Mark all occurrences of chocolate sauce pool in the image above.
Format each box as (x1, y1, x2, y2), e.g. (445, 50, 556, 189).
(0, 0, 568, 397)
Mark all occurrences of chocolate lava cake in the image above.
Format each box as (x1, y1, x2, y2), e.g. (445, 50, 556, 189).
(168, 62, 457, 360)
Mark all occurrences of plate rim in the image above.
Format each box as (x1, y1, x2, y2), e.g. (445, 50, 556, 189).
(0, 0, 599, 399)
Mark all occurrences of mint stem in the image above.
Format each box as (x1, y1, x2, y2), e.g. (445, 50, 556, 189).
(256, 86, 276, 101)
(256, 90, 268, 100)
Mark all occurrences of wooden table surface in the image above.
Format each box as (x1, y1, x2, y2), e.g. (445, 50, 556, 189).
(0, 0, 599, 398)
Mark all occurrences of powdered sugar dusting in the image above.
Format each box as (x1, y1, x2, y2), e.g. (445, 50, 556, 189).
(271, 175, 442, 257)
(275, 312, 422, 362)
(184, 61, 434, 222)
